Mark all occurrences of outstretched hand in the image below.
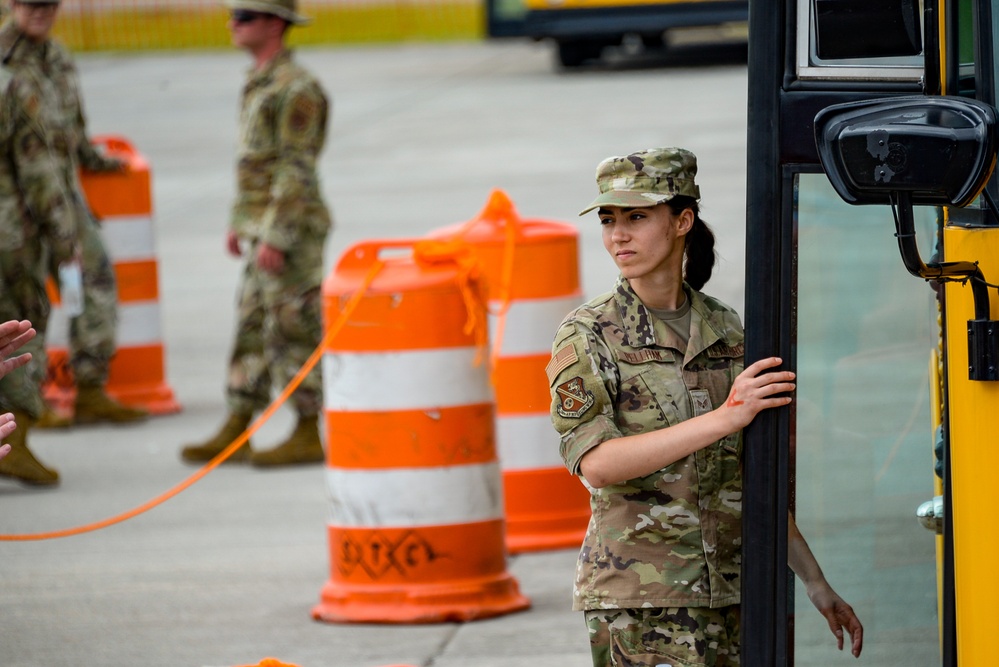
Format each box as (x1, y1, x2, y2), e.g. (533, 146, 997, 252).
(806, 580, 864, 658)
(0, 320, 35, 380)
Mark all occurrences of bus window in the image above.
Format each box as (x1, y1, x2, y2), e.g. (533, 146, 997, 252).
(795, 0, 925, 81)
(792, 172, 940, 665)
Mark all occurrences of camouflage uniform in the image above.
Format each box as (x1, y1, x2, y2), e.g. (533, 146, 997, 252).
(548, 277, 745, 666)
(0, 62, 76, 484)
(0, 20, 121, 388)
(226, 48, 331, 418)
(0, 63, 77, 420)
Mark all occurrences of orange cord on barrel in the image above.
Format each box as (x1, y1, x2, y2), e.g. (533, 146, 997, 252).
(0, 260, 385, 542)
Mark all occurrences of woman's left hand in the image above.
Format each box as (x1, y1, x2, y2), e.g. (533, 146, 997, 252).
(806, 580, 864, 658)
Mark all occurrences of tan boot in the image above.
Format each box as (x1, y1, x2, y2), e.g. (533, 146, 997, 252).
(0, 412, 59, 486)
(250, 415, 324, 467)
(74, 385, 149, 424)
(180, 412, 253, 464)
(35, 406, 73, 429)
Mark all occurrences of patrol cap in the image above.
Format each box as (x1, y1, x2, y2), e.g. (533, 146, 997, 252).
(580, 147, 701, 216)
(225, 0, 310, 25)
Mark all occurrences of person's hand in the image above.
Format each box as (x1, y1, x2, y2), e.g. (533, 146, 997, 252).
(226, 230, 243, 257)
(0, 412, 18, 460)
(0, 320, 35, 381)
(255, 242, 285, 274)
(718, 357, 795, 430)
(805, 580, 864, 658)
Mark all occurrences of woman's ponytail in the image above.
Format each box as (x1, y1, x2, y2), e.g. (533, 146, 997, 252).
(667, 196, 716, 291)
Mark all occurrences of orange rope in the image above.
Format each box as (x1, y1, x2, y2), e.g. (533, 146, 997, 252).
(413, 238, 490, 364)
(0, 260, 384, 542)
(442, 188, 520, 368)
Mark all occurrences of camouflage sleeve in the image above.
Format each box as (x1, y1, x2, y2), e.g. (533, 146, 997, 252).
(0, 75, 13, 143)
(547, 319, 623, 476)
(258, 80, 328, 251)
(19, 149, 78, 265)
(8, 77, 78, 263)
(75, 127, 121, 172)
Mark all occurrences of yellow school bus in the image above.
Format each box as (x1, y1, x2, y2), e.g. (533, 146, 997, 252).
(742, 1, 999, 665)
(517, 0, 748, 67)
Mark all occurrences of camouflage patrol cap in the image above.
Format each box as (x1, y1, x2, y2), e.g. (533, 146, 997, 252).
(580, 147, 701, 216)
(225, 0, 310, 25)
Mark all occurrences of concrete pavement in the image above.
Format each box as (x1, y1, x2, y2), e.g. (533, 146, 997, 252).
(1, 40, 750, 667)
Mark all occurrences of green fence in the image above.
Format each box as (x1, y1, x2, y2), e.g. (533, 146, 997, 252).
(44, 0, 483, 51)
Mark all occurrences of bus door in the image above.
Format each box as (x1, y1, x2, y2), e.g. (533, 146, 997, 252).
(741, 1, 999, 665)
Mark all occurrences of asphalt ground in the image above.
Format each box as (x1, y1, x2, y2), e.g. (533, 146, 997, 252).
(1, 39, 751, 667)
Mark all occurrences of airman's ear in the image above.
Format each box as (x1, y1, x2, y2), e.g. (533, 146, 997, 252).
(675, 207, 695, 236)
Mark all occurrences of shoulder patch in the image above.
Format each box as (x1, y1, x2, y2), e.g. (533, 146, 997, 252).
(546, 342, 578, 384)
(288, 92, 319, 133)
(554, 376, 594, 419)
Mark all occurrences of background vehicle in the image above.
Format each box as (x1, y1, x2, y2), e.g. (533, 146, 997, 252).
(742, 1, 998, 665)
(488, 0, 748, 67)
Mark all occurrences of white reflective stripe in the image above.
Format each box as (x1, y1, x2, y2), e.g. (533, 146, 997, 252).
(495, 413, 564, 470)
(117, 302, 162, 346)
(98, 216, 156, 262)
(489, 294, 581, 357)
(325, 462, 503, 527)
(323, 348, 493, 411)
(46, 301, 162, 348)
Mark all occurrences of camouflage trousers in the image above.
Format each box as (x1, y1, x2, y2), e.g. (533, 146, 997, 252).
(225, 236, 326, 417)
(57, 213, 118, 386)
(0, 247, 50, 419)
(585, 606, 741, 667)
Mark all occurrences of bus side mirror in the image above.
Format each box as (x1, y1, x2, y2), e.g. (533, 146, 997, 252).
(813, 0, 922, 60)
(814, 95, 999, 381)
(814, 96, 997, 207)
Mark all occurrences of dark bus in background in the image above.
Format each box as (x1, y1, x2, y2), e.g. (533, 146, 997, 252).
(487, 0, 748, 67)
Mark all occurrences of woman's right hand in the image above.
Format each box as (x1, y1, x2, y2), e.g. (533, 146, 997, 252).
(718, 357, 795, 430)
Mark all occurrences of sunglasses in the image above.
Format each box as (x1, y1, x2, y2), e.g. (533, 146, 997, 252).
(230, 9, 267, 24)
(15, 2, 60, 9)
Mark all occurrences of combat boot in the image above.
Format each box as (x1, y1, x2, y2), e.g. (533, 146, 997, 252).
(250, 414, 324, 467)
(35, 406, 73, 429)
(180, 412, 253, 463)
(74, 384, 149, 424)
(0, 412, 60, 486)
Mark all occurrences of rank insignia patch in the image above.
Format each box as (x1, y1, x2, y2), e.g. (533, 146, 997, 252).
(555, 376, 594, 419)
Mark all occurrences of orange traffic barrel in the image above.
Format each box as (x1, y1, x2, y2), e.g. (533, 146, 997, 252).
(45, 135, 180, 416)
(428, 190, 591, 554)
(313, 238, 531, 624)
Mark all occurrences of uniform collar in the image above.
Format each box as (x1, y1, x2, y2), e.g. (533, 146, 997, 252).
(612, 276, 739, 361)
(245, 48, 291, 88)
(0, 22, 51, 66)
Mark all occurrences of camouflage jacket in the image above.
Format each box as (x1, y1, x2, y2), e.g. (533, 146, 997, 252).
(231, 49, 331, 251)
(547, 277, 745, 611)
(0, 64, 76, 271)
(0, 22, 119, 195)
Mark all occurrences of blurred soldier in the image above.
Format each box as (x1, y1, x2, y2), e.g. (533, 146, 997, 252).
(0, 61, 77, 485)
(181, 0, 331, 467)
(0, 0, 149, 427)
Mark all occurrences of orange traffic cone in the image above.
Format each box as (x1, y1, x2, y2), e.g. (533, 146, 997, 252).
(313, 238, 530, 624)
(45, 135, 180, 416)
(429, 190, 591, 553)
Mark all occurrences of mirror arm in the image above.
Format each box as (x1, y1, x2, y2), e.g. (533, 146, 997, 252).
(891, 191, 991, 321)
